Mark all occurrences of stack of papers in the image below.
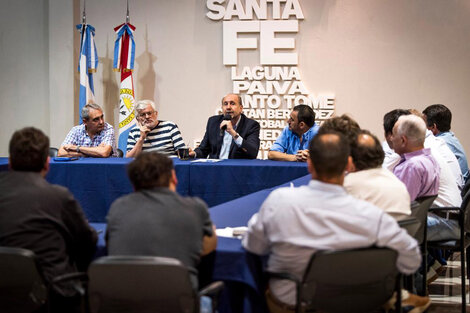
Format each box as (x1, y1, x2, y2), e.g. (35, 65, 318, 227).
(216, 227, 248, 238)
(191, 159, 221, 163)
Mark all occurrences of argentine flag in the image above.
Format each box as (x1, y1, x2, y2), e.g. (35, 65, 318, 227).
(76, 24, 98, 122)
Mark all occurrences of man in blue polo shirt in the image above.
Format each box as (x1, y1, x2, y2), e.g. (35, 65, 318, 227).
(423, 104, 469, 182)
(268, 104, 319, 162)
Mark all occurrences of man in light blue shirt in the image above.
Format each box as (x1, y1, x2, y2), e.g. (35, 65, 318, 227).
(423, 104, 469, 182)
(268, 105, 319, 162)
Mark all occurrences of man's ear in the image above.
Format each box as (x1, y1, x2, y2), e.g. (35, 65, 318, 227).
(307, 158, 317, 179)
(171, 169, 178, 186)
(430, 123, 439, 135)
(41, 156, 50, 177)
(401, 135, 408, 148)
(346, 156, 355, 173)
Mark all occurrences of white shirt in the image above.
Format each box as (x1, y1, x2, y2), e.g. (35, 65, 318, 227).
(242, 180, 421, 305)
(424, 130, 463, 189)
(344, 168, 411, 218)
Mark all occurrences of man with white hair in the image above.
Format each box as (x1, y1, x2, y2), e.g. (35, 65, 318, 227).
(392, 115, 459, 241)
(391, 114, 439, 201)
(126, 100, 186, 157)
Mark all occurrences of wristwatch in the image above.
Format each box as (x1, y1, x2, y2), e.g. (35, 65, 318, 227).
(233, 133, 240, 140)
(76, 146, 81, 153)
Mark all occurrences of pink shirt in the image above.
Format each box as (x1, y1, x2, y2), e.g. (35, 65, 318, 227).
(393, 148, 440, 201)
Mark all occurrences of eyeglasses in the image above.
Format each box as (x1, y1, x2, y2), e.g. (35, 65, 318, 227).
(138, 111, 155, 118)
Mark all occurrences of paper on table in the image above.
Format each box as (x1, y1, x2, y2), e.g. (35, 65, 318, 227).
(191, 159, 221, 163)
(216, 227, 248, 238)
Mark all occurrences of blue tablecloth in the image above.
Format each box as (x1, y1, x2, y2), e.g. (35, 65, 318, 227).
(0, 157, 308, 222)
(0, 158, 8, 171)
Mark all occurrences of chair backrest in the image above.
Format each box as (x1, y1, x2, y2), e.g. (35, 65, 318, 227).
(461, 178, 470, 198)
(461, 191, 470, 233)
(88, 256, 197, 313)
(49, 147, 59, 157)
(410, 195, 437, 244)
(300, 247, 398, 313)
(398, 217, 420, 238)
(0, 246, 47, 313)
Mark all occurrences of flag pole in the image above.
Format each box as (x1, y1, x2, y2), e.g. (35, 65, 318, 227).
(114, 0, 136, 151)
(82, 0, 87, 25)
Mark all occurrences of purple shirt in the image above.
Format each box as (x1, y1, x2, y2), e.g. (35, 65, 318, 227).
(62, 122, 117, 157)
(393, 148, 440, 201)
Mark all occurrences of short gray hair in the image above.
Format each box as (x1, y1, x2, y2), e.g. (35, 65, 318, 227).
(135, 100, 156, 112)
(82, 103, 103, 120)
(395, 114, 426, 145)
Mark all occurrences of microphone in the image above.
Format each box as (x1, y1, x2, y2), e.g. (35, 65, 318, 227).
(220, 113, 232, 136)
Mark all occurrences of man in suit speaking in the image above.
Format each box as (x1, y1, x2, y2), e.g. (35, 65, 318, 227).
(190, 93, 260, 159)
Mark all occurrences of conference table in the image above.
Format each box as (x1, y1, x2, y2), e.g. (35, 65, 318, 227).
(0, 157, 308, 222)
(91, 174, 312, 313)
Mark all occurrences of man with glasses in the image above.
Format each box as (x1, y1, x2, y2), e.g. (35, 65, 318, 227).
(268, 104, 319, 162)
(58, 103, 117, 157)
(126, 100, 185, 157)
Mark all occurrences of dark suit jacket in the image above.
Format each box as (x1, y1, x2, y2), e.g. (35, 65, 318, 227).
(195, 114, 260, 159)
(0, 171, 97, 297)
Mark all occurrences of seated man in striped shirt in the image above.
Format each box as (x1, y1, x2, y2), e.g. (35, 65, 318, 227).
(126, 100, 186, 157)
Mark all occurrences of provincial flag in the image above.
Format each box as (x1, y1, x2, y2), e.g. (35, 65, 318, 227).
(76, 23, 98, 122)
(113, 23, 136, 152)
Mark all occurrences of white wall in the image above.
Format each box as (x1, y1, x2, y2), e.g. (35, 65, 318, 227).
(1, 0, 470, 157)
(0, 0, 50, 155)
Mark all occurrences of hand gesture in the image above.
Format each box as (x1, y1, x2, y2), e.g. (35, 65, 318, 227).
(296, 149, 310, 162)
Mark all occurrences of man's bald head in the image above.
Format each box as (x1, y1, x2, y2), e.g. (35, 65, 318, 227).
(308, 132, 350, 180)
(350, 130, 385, 171)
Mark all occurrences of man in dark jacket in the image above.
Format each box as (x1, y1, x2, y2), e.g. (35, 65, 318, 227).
(0, 127, 97, 313)
(191, 93, 260, 159)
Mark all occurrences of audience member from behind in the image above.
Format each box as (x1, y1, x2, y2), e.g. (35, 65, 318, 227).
(317, 114, 361, 146)
(126, 99, 186, 157)
(344, 130, 411, 220)
(0, 127, 97, 313)
(392, 114, 439, 201)
(382, 109, 411, 171)
(242, 132, 426, 313)
(268, 104, 319, 162)
(58, 103, 116, 157)
(384, 109, 462, 207)
(409, 109, 463, 199)
(423, 104, 469, 182)
(190, 93, 260, 159)
(106, 152, 217, 289)
(392, 115, 459, 241)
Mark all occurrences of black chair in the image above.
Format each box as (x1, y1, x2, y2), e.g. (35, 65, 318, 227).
(461, 178, 470, 198)
(88, 256, 224, 313)
(267, 247, 401, 313)
(116, 149, 124, 158)
(407, 195, 437, 296)
(427, 191, 470, 313)
(49, 147, 59, 157)
(0, 247, 47, 313)
(0, 246, 88, 313)
(398, 217, 420, 238)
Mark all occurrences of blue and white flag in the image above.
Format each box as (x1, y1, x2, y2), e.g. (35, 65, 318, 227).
(76, 23, 98, 122)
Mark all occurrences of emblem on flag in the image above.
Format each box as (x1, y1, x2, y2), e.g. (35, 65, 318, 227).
(113, 23, 137, 152)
